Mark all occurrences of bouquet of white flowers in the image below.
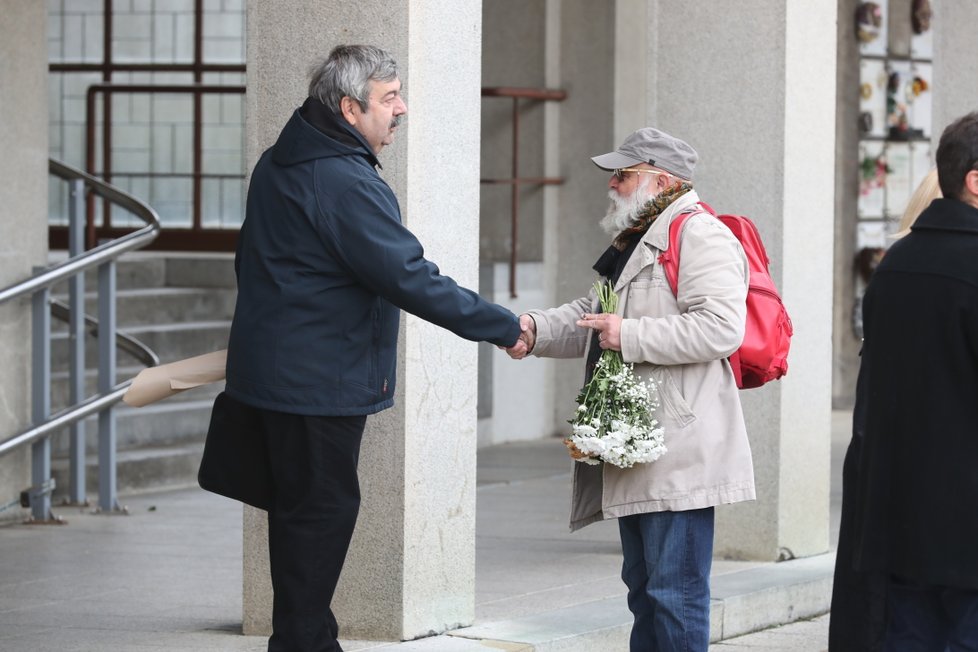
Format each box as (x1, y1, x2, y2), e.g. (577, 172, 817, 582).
(565, 281, 667, 469)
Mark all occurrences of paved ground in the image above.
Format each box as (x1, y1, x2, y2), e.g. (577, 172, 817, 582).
(0, 411, 851, 651)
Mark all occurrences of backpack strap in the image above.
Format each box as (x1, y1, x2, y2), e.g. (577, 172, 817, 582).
(658, 201, 716, 296)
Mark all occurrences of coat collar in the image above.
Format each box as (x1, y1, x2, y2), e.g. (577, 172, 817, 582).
(911, 198, 978, 234)
(271, 98, 381, 170)
(613, 190, 702, 293)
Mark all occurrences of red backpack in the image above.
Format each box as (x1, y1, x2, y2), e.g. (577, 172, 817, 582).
(658, 202, 792, 389)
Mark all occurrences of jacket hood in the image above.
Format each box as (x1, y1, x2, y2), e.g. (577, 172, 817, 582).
(270, 97, 381, 169)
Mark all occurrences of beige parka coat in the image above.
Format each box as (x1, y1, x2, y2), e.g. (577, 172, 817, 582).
(527, 190, 756, 531)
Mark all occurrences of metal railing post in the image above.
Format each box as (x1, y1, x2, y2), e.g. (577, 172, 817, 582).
(0, 159, 160, 502)
(479, 87, 567, 298)
(97, 260, 119, 512)
(68, 178, 87, 504)
(30, 272, 53, 520)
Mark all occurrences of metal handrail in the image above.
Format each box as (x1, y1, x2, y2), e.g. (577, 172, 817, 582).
(50, 299, 160, 368)
(0, 159, 161, 516)
(0, 300, 159, 458)
(0, 387, 127, 459)
(0, 160, 160, 305)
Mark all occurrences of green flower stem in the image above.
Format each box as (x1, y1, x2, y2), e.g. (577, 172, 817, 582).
(575, 280, 625, 429)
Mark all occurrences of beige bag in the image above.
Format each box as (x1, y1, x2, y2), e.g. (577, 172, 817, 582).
(123, 349, 227, 407)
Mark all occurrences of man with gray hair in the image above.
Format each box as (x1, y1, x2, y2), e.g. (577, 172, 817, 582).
(507, 128, 755, 650)
(223, 44, 524, 651)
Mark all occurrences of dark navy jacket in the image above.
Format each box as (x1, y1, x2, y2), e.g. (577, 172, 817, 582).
(225, 99, 520, 416)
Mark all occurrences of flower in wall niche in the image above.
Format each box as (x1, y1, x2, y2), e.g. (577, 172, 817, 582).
(565, 281, 666, 469)
(860, 153, 891, 196)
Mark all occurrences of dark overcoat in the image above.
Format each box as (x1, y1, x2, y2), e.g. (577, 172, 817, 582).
(853, 197, 978, 590)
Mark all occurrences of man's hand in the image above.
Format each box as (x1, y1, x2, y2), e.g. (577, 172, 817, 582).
(577, 312, 622, 351)
(501, 314, 536, 360)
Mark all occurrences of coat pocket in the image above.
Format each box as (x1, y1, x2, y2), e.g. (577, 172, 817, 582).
(647, 365, 696, 429)
(621, 268, 675, 318)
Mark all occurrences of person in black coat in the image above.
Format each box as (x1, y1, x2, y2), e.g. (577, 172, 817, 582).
(829, 356, 887, 652)
(850, 111, 978, 651)
(829, 171, 943, 652)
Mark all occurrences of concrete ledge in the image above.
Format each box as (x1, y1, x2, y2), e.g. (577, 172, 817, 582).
(449, 597, 629, 651)
(345, 553, 835, 651)
(711, 552, 835, 640)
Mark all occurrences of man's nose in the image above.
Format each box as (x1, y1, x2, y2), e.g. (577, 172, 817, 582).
(395, 97, 407, 115)
(608, 175, 619, 190)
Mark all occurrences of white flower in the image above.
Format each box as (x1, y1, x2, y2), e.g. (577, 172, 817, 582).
(573, 424, 598, 438)
(564, 281, 668, 469)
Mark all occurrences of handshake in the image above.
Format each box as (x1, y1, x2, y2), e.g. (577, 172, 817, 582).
(502, 314, 536, 360)
(500, 312, 622, 360)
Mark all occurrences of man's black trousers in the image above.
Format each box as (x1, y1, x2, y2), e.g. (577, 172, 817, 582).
(260, 408, 367, 652)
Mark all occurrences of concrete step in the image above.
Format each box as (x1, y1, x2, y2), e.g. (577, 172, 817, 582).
(127, 321, 231, 361)
(38, 251, 235, 500)
(335, 554, 834, 650)
(49, 286, 237, 327)
(50, 320, 231, 370)
(50, 396, 217, 457)
(50, 443, 205, 503)
(49, 364, 220, 410)
(416, 554, 834, 650)
(161, 252, 236, 289)
(48, 251, 236, 292)
(51, 365, 148, 410)
(48, 251, 168, 291)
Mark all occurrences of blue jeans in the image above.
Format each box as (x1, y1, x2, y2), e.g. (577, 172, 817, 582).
(883, 576, 978, 652)
(618, 508, 715, 652)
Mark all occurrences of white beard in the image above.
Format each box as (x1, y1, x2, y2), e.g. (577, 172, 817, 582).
(599, 176, 658, 236)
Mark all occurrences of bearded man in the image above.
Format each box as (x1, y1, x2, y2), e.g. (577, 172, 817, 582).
(506, 128, 756, 651)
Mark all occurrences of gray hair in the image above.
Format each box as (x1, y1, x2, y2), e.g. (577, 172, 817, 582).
(308, 44, 399, 114)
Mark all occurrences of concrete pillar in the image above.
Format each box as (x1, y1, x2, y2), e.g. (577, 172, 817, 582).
(613, 0, 650, 145)
(832, 0, 864, 411)
(0, 1, 48, 523)
(643, 0, 836, 560)
(243, 0, 485, 640)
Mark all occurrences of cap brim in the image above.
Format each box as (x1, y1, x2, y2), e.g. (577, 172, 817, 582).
(590, 151, 644, 170)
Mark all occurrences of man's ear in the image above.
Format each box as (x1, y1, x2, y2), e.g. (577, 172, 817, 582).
(339, 96, 358, 127)
(965, 169, 978, 198)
